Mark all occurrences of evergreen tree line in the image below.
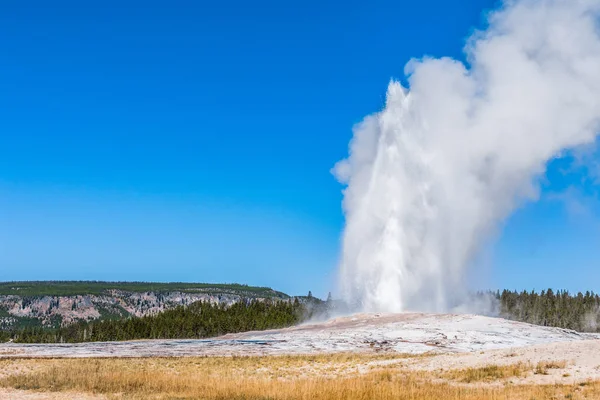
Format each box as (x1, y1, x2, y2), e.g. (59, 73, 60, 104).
(8, 299, 304, 343)
(496, 289, 600, 332)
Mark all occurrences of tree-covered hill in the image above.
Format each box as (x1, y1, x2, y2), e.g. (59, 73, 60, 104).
(0, 281, 293, 331)
(11, 299, 305, 343)
(0, 281, 288, 298)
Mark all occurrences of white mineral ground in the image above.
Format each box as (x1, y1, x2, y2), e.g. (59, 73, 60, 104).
(0, 313, 597, 356)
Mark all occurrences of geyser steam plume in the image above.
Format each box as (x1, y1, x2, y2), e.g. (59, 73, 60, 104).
(334, 0, 600, 313)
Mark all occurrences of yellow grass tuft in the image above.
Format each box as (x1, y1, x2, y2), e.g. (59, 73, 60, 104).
(441, 362, 530, 383)
(534, 360, 567, 375)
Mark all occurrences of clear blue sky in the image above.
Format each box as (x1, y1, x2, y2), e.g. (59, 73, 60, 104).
(1, 0, 599, 297)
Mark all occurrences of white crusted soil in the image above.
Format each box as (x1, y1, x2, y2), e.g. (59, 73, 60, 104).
(1, 313, 598, 358)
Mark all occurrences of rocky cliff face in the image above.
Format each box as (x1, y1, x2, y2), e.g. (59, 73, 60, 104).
(0, 289, 284, 329)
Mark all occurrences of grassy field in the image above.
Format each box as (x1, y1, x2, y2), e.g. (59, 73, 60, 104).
(0, 354, 598, 400)
(0, 281, 289, 298)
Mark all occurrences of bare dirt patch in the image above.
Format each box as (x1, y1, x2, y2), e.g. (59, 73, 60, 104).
(407, 339, 600, 385)
(0, 388, 105, 399)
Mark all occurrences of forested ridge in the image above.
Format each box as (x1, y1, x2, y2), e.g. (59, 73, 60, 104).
(0, 281, 286, 297)
(8, 299, 307, 343)
(0, 281, 293, 332)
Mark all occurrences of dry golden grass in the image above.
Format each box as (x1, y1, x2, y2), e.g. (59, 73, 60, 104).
(0, 355, 598, 400)
(534, 360, 568, 375)
(442, 363, 531, 383)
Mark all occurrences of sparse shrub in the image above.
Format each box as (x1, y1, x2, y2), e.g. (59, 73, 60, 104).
(534, 361, 566, 375)
(443, 363, 529, 383)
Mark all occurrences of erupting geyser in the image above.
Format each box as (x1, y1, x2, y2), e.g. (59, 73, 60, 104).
(334, 0, 600, 313)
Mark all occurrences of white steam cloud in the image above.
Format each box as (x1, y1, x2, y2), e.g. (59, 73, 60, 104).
(334, 0, 600, 313)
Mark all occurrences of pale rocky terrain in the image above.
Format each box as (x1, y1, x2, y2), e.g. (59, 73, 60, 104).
(224, 313, 599, 354)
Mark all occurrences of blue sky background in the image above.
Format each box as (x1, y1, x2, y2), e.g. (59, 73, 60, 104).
(1, 0, 599, 297)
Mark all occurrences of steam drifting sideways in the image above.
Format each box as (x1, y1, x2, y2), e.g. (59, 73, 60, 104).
(334, 0, 600, 313)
